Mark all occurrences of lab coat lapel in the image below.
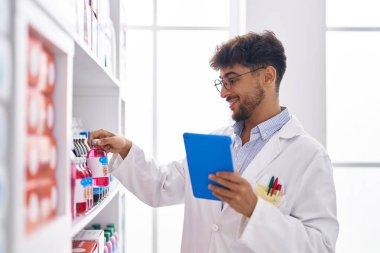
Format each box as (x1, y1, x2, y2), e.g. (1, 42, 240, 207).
(240, 117, 305, 183)
(241, 132, 282, 182)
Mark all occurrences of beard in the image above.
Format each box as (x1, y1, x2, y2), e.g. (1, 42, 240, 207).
(232, 84, 265, 122)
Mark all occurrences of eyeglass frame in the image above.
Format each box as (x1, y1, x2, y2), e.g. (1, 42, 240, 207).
(214, 67, 265, 93)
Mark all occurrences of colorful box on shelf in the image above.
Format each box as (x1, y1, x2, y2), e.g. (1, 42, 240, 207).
(0, 37, 11, 102)
(72, 240, 97, 253)
(28, 36, 56, 94)
(73, 230, 104, 253)
(25, 177, 58, 234)
(25, 135, 57, 180)
(26, 89, 55, 135)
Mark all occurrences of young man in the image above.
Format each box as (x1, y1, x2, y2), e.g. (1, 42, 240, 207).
(89, 31, 339, 253)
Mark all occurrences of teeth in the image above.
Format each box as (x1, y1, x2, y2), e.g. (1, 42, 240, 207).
(228, 98, 238, 104)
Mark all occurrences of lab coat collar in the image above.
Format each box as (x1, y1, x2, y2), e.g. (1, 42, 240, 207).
(220, 116, 305, 215)
(240, 116, 304, 183)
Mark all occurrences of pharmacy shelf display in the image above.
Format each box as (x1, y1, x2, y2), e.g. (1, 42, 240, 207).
(7, 1, 128, 253)
(0, 0, 11, 253)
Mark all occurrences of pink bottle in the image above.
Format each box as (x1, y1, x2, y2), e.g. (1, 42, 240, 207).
(70, 158, 76, 219)
(104, 232, 113, 253)
(86, 148, 109, 203)
(74, 158, 88, 216)
(85, 162, 93, 209)
(80, 157, 93, 210)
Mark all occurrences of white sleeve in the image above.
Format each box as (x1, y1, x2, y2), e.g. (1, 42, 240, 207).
(109, 143, 186, 207)
(236, 153, 339, 253)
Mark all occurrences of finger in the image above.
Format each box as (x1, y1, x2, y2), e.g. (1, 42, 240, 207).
(212, 191, 232, 202)
(88, 129, 106, 147)
(208, 184, 235, 198)
(208, 174, 239, 190)
(97, 136, 114, 147)
(215, 171, 244, 183)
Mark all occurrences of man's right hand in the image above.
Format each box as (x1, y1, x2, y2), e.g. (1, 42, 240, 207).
(88, 129, 132, 159)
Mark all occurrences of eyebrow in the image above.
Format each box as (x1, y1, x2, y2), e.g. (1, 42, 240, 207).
(219, 71, 239, 79)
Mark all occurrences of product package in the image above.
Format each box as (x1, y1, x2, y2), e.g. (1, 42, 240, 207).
(73, 230, 104, 253)
(72, 241, 97, 253)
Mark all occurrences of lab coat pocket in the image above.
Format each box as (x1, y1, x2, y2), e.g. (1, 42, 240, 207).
(254, 183, 284, 207)
(253, 174, 285, 208)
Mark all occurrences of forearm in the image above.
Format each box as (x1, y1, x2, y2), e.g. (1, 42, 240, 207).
(110, 144, 186, 207)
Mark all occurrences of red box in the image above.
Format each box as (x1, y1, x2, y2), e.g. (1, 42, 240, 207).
(26, 90, 55, 135)
(28, 36, 42, 86)
(45, 50, 56, 94)
(25, 135, 58, 180)
(25, 177, 58, 234)
(72, 241, 97, 253)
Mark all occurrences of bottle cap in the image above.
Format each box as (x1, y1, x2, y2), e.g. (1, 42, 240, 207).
(104, 227, 113, 236)
(91, 139, 99, 147)
(92, 224, 101, 229)
(107, 223, 116, 229)
(104, 232, 110, 242)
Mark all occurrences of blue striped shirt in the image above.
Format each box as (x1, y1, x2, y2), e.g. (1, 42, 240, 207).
(232, 107, 291, 174)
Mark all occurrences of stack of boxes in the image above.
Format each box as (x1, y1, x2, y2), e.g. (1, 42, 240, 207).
(24, 32, 59, 234)
(75, 0, 116, 75)
(0, 0, 10, 252)
(73, 223, 119, 253)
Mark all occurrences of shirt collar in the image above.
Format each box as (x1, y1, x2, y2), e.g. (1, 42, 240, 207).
(232, 107, 291, 141)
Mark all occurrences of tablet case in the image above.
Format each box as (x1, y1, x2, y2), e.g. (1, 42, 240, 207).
(183, 132, 235, 201)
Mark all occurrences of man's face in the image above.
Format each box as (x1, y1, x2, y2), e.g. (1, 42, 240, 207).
(219, 65, 265, 122)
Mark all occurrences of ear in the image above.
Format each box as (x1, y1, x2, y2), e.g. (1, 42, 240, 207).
(263, 66, 276, 86)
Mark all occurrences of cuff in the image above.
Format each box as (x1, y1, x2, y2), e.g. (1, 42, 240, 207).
(236, 197, 265, 243)
(109, 143, 137, 173)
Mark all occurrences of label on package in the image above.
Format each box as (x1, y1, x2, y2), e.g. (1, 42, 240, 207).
(75, 178, 87, 203)
(87, 157, 109, 178)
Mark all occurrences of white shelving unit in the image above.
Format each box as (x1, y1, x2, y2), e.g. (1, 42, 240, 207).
(6, 0, 128, 253)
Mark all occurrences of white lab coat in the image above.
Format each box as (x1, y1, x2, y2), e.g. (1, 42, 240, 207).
(109, 116, 339, 253)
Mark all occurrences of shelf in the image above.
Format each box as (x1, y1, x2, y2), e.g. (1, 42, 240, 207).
(73, 37, 120, 88)
(71, 180, 121, 237)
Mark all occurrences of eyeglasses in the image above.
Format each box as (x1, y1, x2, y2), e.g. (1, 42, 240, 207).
(214, 67, 264, 93)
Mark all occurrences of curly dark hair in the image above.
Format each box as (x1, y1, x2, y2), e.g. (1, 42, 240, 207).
(209, 31, 287, 93)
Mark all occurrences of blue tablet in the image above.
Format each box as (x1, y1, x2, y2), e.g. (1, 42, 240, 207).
(183, 132, 235, 201)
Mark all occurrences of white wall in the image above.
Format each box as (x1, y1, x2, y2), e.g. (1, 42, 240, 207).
(245, 0, 326, 145)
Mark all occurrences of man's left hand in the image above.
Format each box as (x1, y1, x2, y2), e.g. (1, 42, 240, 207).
(208, 172, 257, 218)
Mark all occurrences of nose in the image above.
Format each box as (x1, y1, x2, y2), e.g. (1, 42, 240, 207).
(220, 85, 229, 98)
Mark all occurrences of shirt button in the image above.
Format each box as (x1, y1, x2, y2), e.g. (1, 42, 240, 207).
(212, 224, 219, 232)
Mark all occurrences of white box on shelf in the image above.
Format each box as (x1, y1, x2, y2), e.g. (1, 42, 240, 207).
(90, 0, 98, 17)
(76, 0, 85, 39)
(84, 1, 92, 49)
(0, 0, 9, 35)
(0, 37, 11, 102)
(91, 11, 98, 57)
(73, 229, 104, 253)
